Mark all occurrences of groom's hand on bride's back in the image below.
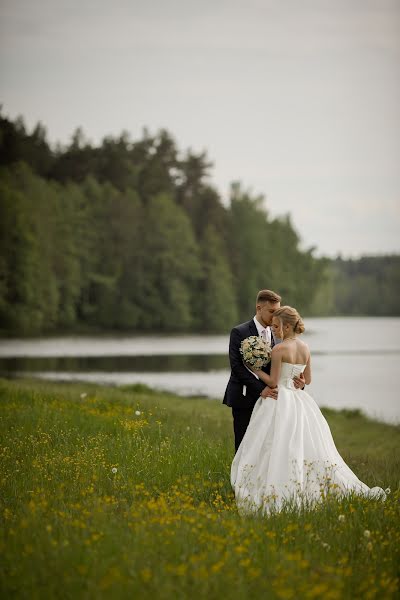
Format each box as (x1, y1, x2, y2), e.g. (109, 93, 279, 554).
(261, 386, 278, 399)
(293, 373, 306, 390)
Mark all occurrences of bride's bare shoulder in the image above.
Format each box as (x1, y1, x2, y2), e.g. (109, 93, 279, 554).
(297, 339, 311, 358)
(271, 344, 284, 356)
(298, 338, 309, 350)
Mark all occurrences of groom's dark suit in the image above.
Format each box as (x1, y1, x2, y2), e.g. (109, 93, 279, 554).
(223, 319, 275, 452)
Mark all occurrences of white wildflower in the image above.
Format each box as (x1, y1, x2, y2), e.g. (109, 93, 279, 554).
(135, 410, 141, 416)
(338, 514, 345, 522)
(111, 467, 117, 474)
(321, 542, 330, 550)
(80, 393, 87, 399)
(364, 530, 371, 538)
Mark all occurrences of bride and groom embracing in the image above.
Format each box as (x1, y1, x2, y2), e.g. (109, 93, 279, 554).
(223, 289, 386, 515)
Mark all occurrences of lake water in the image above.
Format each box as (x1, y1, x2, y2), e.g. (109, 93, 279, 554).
(0, 317, 399, 424)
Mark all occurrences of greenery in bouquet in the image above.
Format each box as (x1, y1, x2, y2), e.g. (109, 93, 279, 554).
(240, 335, 272, 369)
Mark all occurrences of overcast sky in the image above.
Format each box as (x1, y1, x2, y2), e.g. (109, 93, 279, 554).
(1, 0, 399, 257)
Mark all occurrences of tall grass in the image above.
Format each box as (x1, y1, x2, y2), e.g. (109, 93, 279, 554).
(1, 378, 399, 599)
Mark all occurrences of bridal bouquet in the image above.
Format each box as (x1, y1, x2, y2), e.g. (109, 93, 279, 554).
(240, 335, 272, 369)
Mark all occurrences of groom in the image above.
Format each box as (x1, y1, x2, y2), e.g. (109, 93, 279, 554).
(223, 289, 304, 452)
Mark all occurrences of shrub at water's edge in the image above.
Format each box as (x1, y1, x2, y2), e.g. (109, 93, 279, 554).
(1, 378, 399, 599)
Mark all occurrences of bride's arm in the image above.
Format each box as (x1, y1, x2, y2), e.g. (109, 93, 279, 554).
(303, 354, 311, 385)
(251, 347, 283, 388)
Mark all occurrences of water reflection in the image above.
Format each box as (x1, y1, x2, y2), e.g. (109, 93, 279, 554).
(0, 318, 399, 424)
(0, 354, 229, 374)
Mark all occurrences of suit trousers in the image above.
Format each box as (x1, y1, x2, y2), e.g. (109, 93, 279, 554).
(232, 404, 255, 452)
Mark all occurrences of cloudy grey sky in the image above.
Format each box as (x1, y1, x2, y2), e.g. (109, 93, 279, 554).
(1, 0, 399, 257)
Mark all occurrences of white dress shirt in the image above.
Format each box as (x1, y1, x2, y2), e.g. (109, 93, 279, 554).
(253, 316, 272, 346)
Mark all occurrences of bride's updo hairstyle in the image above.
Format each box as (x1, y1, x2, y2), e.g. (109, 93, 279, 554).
(273, 306, 305, 334)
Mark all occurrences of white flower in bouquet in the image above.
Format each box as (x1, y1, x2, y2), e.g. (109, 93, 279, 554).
(240, 335, 272, 369)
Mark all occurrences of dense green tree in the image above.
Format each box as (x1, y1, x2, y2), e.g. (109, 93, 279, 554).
(136, 130, 179, 201)
(1, 110, 397, 337)
(0, 164, 58, 334)
(229, 182, 274, 318)
(104, 188, 143, 329)
(135, 193, 201, 331)
(266, 214, 324, 311)
(53, 181, 87, 327)
(195, 225, 238, 331)
(0, 111, 53, 177)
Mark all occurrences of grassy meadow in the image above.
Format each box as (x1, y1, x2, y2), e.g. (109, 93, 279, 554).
(0, 377, 399, 599)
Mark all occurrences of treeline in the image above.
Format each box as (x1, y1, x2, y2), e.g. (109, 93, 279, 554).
(311, 255, 400, 316)
(0, 110, 398, 336)
(0, 110, 324, 336)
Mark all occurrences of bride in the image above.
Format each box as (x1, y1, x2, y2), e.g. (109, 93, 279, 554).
(231, 306, 386, 515)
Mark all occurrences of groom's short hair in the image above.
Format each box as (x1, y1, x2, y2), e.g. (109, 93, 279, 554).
(256, 289, 281, 304)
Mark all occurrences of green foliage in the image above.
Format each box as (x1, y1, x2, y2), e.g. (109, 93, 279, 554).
(196, 225, 238, 330)
(137, 193, 200, 331)
(0, 113, 53, 176)
(228, 183, 324, 320)
(0, 164, 59, 334)
(1, 109, 397, 335)
(229, 182, 271, 317)
(310, 256, 400, 316)
(0, 378, 399, 598)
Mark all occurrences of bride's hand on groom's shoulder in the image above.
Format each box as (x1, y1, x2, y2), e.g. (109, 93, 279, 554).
(261, 386, 278, 400)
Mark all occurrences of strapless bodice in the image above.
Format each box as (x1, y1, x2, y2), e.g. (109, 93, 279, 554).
(278, 362, 306, 389)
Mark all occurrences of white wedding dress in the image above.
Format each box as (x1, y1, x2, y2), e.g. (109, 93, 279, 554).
(231, 362, 386, 515)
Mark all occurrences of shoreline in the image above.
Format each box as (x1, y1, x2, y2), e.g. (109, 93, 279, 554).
(2, 375, 400, 430)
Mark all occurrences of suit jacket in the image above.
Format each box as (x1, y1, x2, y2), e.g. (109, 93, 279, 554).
(223, 319, 274, 410)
